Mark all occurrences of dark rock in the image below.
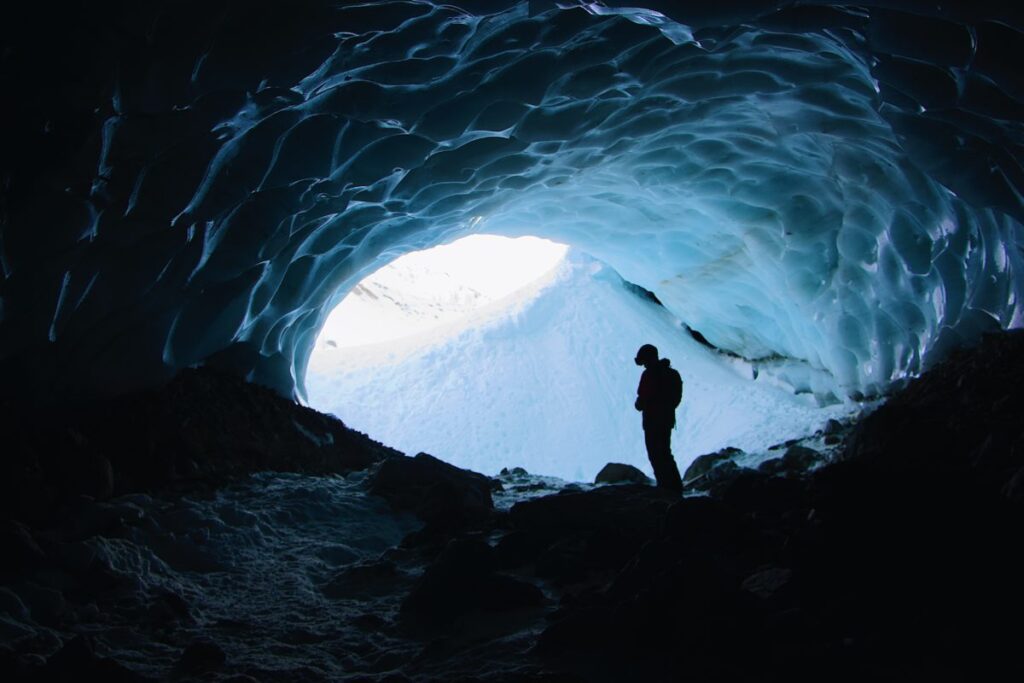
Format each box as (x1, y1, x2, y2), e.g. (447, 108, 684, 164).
(692, 460, 746, 494)
(511, 485, 673, 545)
(0, 646, 38, 681)
(844, 330, 1024, 473)
(721, 470, 808, 516)
(176, 638, 226, 673)
(782, 445, 822, 471)
(70, 453, 115, 500)
(149, 589, 192, 622)
(758, 445, 824, 478)
(594, 462, 650, 485)
(603, 538, 678, 599)
(741, 566, 793, 600)
(508, 485, 677, 583)
(0, 367, 397, 524)
(493, 530, 551, 569)
(659, 497, 770, 577)
(683, 447, 743, 483)
(0, 588, 30, 621)
(499, 466, 529, 476)
(370, 452, 494, 527)
(401, 537, 543, 624)
(44, 635, 151, 681)
(0, 521, 46, 580)
(1003, 466, 1024, 502)
(16, 582, 66, 626)
(664, 497, 751, 554)
(824, 418, 844, 434)
(537, 605, 615, 655)
(534, 537, 590, 583)
(322, 559, 401, 600)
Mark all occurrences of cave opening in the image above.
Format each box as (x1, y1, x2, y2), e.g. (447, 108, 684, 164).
(305, 234, 855, 482)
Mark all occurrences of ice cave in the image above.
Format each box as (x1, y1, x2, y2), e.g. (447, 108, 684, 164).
(2, 1, 1023, 681)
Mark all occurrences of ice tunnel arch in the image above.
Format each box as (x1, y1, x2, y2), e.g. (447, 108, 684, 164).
(2, 1, 1024, 405)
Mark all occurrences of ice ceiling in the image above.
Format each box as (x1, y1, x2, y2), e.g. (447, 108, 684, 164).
(2, 0, 1024, 403)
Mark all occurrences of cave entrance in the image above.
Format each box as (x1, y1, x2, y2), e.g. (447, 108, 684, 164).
(310, 235, 569, 351)
(304, 234, 852, 482)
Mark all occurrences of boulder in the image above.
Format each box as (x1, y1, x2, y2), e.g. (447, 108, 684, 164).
(369, 452, 495, 528)
(663, 496, 751, 553)
(1003, 466, 1024, 502)
(683, 447, 743, 484)
(782, 445, 823, 471)
(511, 484, 673, 542)
(0, 367, 399, 524)
(322, 560, 402, 600)
(720, 470, 808, 516)
(508, 485, 677, 581)
(401, 538, 544, 624)
(176, 638, 226, 673)
(43, 635, 150, 681)
(0, 521, 46, 580)
(594, 462, 650, 485)
(741, 566, 793, 600)
(824, 419, 844, 435)
(759, 445, 823, 478)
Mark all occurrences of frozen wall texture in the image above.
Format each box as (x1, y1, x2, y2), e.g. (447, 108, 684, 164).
(2, 1, 1024, 403)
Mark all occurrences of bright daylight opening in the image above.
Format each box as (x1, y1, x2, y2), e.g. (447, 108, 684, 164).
(313, 235, 569, 349)
(306, 235, 854, 482)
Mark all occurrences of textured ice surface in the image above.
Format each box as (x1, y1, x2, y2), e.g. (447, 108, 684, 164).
(3, 2, 1024, 403)
(307, 249, 853, 481)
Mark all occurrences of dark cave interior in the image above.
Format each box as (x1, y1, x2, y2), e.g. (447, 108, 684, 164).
(2, 1, 1024, 681)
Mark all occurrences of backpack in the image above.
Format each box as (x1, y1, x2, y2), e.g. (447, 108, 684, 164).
(664, 367, 683, 408)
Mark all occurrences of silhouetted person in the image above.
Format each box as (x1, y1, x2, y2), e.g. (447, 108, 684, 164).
(634, 344, 683, 493)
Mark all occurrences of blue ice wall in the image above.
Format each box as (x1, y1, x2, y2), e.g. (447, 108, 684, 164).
(1, 1, 1022, 403)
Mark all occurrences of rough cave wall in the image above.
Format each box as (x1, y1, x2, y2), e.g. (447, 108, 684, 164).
(1, 0, 1023, 404)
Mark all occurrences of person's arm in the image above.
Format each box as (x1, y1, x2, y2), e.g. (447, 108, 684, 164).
(635, 371, 649, 411)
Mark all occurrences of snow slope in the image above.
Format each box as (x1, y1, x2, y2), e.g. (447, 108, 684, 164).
(307, 250, 855, 481)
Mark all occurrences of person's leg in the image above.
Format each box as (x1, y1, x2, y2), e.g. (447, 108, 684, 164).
(660, 429, 683, 492)
(645, 428, 667, 485)
(647, 426, 682, 493)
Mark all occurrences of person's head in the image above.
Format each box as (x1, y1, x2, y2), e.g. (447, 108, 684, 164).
(634, 344, 659, 367)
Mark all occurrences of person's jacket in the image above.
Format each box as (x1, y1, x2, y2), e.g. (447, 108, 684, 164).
(635, 358, 676, 430)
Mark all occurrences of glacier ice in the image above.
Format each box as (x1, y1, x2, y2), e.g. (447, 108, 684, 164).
(307, 240, 853, 481)
(1, 1, 1023, 407)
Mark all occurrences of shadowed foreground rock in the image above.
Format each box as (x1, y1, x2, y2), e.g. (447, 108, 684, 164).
(2, 332, 1022, 681)
(401, 537, 545, 626)
(594, 463, 650, 485)
(369, 452, 497, 529)
(0, 367, 399, 524)
(529, 331, 1024, 682)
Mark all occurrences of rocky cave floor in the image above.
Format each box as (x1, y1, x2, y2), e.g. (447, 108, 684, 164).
(3, 332, 1024, 682)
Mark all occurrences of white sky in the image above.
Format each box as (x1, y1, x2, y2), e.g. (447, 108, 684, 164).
(314, 235, 569, 349)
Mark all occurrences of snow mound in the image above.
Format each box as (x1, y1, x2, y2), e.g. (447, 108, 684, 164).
(307, 251, 853, 481)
